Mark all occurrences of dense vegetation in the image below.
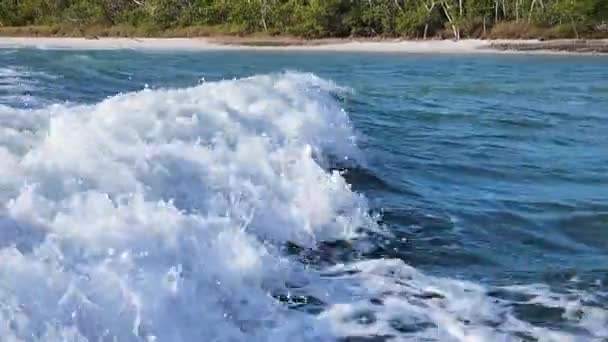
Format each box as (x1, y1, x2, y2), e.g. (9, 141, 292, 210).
(1, 0, 607, 39)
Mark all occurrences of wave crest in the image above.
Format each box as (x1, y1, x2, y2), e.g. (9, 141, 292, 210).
(0, 72, 372, 341)
(1, 71, 604, 342)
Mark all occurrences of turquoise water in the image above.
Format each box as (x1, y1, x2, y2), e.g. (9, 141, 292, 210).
(0, 49, 607, 341)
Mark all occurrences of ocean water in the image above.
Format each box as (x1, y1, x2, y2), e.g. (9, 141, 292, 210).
(0, 48, 607, 342)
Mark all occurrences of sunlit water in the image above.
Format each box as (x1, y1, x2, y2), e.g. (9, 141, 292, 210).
(1, 49, 607, 341)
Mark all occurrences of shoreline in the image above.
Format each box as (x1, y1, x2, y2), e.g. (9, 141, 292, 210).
(0, 37, 607, 54)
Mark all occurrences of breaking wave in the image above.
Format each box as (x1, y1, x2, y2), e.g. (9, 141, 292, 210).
(0, 72, 605, 341)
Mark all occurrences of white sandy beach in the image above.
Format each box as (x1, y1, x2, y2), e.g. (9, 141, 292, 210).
(0, 37, 606, 54)
(0, 37, 564, 53)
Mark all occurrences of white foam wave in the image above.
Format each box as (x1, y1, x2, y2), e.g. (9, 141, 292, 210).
(0, 71, 605, 342)
(0, 71, 370, 341)
(316, 260, 607, 342)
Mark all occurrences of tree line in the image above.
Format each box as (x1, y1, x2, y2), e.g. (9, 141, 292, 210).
(1, 0, 607, 39)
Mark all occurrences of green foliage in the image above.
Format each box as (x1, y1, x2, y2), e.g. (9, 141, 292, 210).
(0, 0, 606, 38)
(288, 0, 348, 38)
(395, 7, 426, 37)
(0, 1, 17, 26)
(62, 0, 107, 25)
(358, 2, 398, 36)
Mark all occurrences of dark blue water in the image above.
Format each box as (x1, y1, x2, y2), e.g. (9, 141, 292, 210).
(1, 49, 607, 341)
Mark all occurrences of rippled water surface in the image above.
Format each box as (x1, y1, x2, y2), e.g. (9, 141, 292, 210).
(1, 49, 607, 341)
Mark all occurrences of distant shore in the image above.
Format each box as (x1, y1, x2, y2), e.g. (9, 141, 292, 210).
(1, 37, 607, 54)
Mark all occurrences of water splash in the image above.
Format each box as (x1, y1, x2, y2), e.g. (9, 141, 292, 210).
(0, 71, 605, 342)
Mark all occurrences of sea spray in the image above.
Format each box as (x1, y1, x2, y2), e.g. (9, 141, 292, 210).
(0, 72, 371, 341)
(0, 71, 605, 342)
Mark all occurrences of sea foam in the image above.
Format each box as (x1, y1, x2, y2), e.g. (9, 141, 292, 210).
(0, 72, 370, 341)
(0, 71, 605, 341)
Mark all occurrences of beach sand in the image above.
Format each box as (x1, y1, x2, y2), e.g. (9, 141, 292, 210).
(0, 37, 606, 54)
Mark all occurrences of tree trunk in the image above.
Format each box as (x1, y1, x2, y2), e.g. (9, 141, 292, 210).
(442, 2, 460, 40)
(528, 0, 537, 23)
(260, 0, 268, 32)
(423, 1, 435, 40)
(261, 16, 268, 32)
(570, 15, 579, 38)
(393, 0, 404, 12)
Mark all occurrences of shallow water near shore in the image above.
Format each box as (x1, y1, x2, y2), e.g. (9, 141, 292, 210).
(0, 49, 607, 341)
